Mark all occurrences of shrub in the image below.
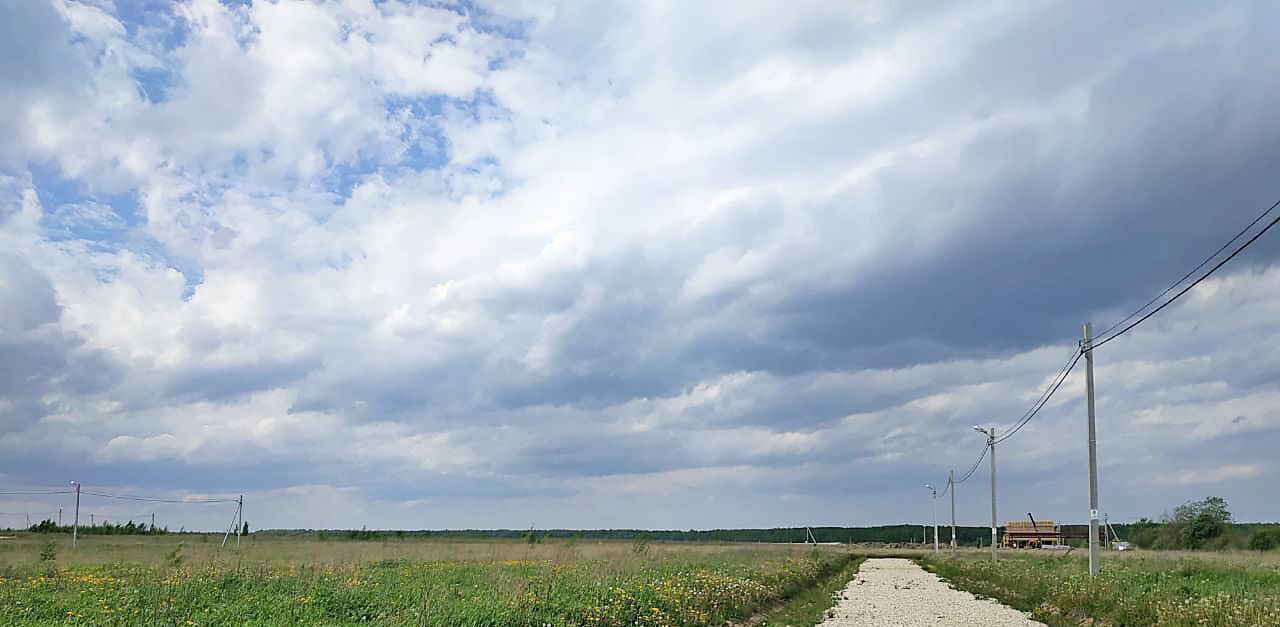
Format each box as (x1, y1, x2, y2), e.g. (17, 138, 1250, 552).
(1249, 528, 1280, 552)
(165, 542, 186, 568)
(38, 541, 58, 562)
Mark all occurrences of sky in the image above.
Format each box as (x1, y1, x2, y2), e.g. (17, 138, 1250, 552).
(1, 0, 1279, 533)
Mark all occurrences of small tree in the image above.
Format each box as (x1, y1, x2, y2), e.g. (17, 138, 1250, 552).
(242, 521, 250, 536)
(1167, 496, 1233, 549)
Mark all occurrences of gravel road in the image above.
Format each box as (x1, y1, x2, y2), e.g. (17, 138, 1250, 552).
(817, 558, 1046, 627)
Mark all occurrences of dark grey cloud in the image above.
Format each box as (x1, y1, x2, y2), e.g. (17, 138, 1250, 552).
(0, 254, 121, 428)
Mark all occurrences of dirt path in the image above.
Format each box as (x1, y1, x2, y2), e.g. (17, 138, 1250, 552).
(817, 558, 1045, 627)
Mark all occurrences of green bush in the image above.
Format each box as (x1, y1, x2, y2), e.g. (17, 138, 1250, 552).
(38, 541, 58, 562)
(1249, 528, 1280, 552)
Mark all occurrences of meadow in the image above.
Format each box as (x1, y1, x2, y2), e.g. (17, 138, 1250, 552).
(0, 534, 855, 627)
(919, 550, 1280, 626)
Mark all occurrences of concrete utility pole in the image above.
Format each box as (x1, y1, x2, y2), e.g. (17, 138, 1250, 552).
(949, 470, 957, 551)
(222, 495, 245, 549)
(974, 426, 997, 562)
(1084, 322, 1101, 576)
(58, 507, 62, 527)
(70, 481, 80, 547)
(924, 484, 939, 552)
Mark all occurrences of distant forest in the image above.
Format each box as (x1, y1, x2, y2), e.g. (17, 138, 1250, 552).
(256, 521, 1280, 550)
(258, 525, 1019, 545)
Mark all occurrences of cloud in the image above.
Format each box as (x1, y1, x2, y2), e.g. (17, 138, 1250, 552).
(1151, 464, 1265, 487)
(1, 0, 1279, 530)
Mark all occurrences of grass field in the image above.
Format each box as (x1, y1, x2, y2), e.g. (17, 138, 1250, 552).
(0, 533, 852, 626)
(919, 550, 1280, 626)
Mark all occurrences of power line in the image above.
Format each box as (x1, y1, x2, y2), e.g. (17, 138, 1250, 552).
(1093, 198, 1280, 340)
(80, 491, 237, 504)
(1, 487, 237, 503)
(934, 442, 984, 498)
(1093, 201, 1280, 348)
(995, 348, 1084, 444)
(953, 444, 987, 485)
(930, 344, 1081, 492)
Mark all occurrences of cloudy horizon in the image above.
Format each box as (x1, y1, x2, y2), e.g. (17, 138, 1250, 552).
(2, 0, 1279, 533)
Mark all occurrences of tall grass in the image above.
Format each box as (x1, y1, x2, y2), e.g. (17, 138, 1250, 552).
(920, 552, 1280, 626)
(0, 539, 852, 626)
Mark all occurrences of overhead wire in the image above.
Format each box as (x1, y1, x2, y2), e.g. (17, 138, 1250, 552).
(80, 491, 237, 504)
(1093, 197, 1280, 341)
(934, 344, 1079, 492)
(1093, 209, 1280, 348)
(953, 444, 988, 485)
(0, 487, 236, 503)
(995, 348, 1084, 445)
(926, 194, 1280, 500)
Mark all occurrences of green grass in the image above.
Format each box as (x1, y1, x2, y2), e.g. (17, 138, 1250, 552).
(755, 555, 864, 627)
(0, 536, 854, 626)
(919, 552, 1280, 626)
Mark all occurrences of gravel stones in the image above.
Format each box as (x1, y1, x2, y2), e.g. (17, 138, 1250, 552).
(817, 558, 1047, 627)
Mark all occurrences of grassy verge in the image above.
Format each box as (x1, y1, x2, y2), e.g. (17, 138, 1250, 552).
(753, 554, 865, 627)
(918, 552, 1280, 626)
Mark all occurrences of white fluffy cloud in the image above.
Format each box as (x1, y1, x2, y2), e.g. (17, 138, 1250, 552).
(1, 0, 1279, 530)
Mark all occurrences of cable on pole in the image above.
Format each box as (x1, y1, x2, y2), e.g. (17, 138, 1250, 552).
(80, 491, 237, 504)
(953, 444, 988, 485)
(1093, 200, 1280, 348)
(995, 348, 1084, 445)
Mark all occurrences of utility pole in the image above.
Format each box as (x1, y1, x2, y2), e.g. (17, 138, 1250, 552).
(1104, 514, 1110, 550)
(58, 507, 62, 527)
(975, 426, 997, 562)
(222, 495, 244, 549)
(1084, 322, 1101, 576)
(989, 429, 997, 561)
(923, 484, 938, 552)
(151, 512, 155, 531)
(70, 481, 80, 547)
(949, 470, 957, 551)
(90, 514, 94, 527)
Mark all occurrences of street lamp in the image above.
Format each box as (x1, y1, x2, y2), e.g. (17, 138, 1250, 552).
(923, 484, 938, 552)
(973, 426, 998, 562)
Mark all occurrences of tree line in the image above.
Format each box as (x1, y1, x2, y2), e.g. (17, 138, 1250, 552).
(23, 519, 170, 535)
